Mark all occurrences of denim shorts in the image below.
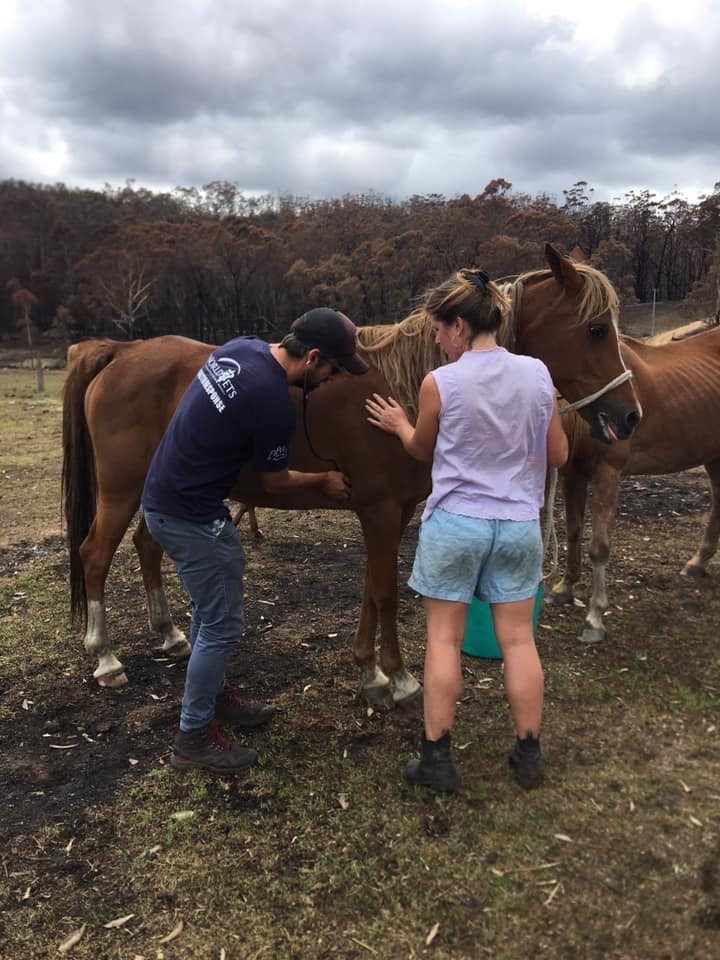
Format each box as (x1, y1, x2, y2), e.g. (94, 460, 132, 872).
(408, 508, 542, 604)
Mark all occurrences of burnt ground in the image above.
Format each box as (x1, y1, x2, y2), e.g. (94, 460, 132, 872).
(0, 363, 719, 958)
(1, 473, 714, 836)
(0, 512, 389, 837)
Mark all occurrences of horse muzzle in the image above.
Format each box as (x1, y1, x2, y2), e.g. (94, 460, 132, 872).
(585, 400, 642, 444)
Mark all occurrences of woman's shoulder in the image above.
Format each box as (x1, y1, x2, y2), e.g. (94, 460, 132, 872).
(509, 352, 551, 378)
(504, 351, 546, 369)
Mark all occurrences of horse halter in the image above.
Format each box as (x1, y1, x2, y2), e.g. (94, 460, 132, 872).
(559, 369, 634, 414)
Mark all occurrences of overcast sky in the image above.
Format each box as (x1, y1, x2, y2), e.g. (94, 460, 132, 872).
(1, 0, 718, 205)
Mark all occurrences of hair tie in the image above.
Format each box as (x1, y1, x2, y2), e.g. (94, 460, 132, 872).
(463, 269, 490, 291)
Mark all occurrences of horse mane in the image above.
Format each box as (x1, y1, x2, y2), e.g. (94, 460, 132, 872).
(357, 310, 443, 418)
(506, 263, 620, 331)
(357, 283, 511, 418)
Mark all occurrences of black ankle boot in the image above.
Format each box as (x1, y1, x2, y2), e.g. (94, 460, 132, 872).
(508, 733, 544, 789)
(404, 732, 460, 794)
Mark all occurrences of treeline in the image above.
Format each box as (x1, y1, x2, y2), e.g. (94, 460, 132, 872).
(1, 176, 719, 345)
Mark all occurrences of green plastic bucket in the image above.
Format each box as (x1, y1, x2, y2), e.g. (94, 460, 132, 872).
(461, 585, 545, 659)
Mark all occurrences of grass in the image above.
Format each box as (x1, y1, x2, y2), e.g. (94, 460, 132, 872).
(0, 369, 65, 549)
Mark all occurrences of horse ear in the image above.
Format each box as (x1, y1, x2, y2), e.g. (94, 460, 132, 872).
(545, 242, 583, 295)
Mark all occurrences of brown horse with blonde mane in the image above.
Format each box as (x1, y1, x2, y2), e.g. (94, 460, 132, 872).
(62, 244, 640, 706)
(551, 324, 720, 642)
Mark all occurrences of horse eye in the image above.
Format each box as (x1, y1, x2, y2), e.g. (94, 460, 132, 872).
(588, 324, 608, 340)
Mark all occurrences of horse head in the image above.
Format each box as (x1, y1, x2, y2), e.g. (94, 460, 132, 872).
(512, 243, 641, 443)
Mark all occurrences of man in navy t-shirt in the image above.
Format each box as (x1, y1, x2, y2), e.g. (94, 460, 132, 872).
(142, 309, 368, 774)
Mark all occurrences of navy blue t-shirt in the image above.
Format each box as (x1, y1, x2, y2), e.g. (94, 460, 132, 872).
(142, 338, 294, 523)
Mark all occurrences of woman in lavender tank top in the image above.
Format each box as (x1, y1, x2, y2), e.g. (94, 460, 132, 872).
(366, 269, 568, 795)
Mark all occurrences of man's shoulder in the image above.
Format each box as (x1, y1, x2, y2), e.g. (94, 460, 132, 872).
(213, 338, 282, 393)
(215, 336, 269, 361)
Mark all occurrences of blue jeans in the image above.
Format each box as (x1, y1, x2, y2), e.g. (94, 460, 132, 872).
(144, 509, 245, 731)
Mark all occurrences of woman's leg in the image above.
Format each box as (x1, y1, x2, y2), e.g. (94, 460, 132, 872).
(404, 597, 466, 793)
(492, 597, 545, 789)
(422, 597, 469, 739)
(491, 597, 543, 737)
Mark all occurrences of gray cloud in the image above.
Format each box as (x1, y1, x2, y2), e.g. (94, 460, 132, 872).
(1, 0, 718, 202)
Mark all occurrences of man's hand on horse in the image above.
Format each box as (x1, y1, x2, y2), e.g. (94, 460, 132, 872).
(323, 471, 352, 501)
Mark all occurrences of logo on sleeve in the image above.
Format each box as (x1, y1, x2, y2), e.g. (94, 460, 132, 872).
(266, 445, 288, 462)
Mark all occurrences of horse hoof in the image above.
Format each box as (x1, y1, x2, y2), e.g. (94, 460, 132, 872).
(579, 626, 605, 645)
(98, 671, 128, 688)
(681, 564, 708, 579)
(362, 685, 394, 710)
(164, 638, 191, 658)
(396, 688, 423, 716)
(548, 592, 574, 606)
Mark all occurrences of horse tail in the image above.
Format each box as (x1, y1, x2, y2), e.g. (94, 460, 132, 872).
(61, 340, 125, 624)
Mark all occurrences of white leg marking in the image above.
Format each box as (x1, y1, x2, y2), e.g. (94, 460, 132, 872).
(147, 588, 190, 656)
(84, 600, 108, 656)
(586, 557, 608, 632)
(85, 600, 127, 684)
(361, 664, 390, 693)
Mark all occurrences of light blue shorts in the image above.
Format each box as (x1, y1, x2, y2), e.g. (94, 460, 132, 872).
(408, 508, 542, 604)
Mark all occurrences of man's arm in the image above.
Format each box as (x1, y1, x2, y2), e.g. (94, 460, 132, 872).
(260, 469, 351, 501)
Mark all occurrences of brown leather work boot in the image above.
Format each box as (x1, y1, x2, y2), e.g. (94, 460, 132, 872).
(171, 720, 258, 773)
(215, 682, 275, 728)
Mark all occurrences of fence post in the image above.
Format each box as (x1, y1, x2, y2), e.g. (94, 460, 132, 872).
(650, 288, 657, 337)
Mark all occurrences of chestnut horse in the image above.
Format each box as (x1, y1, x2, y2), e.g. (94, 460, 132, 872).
(550, 325, 720, 642)
(62, 244, 640, 706)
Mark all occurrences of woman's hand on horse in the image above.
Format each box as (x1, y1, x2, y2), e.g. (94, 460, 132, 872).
(323, 471, 352, 501)
(365, 393, 409, 435)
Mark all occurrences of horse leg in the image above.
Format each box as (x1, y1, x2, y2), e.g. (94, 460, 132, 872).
(132, 516, 191, 657)
(358, 502, 421, 710)
(550, 468, 587, 605)
(353, 568, 392, 708)
(579, 463, 619, 644)
(389, 501, 423, 708)
(231, 502, 264, 542)
(79, 496, 140, 687)
(682, 458, 720, 578)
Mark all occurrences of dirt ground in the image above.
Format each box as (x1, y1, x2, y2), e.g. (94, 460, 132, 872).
(1, 343, 719, 958)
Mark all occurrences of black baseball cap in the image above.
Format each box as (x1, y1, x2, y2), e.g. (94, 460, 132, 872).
(291, 308, 369, 374)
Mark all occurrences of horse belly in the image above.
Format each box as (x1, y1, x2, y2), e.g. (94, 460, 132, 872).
(626, 438, 720, 476)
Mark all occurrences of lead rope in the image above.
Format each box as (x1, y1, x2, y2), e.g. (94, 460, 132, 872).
(548, 370, 634, 576)
(542, 466, 560, 581)
(543, 371, 633, 580)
